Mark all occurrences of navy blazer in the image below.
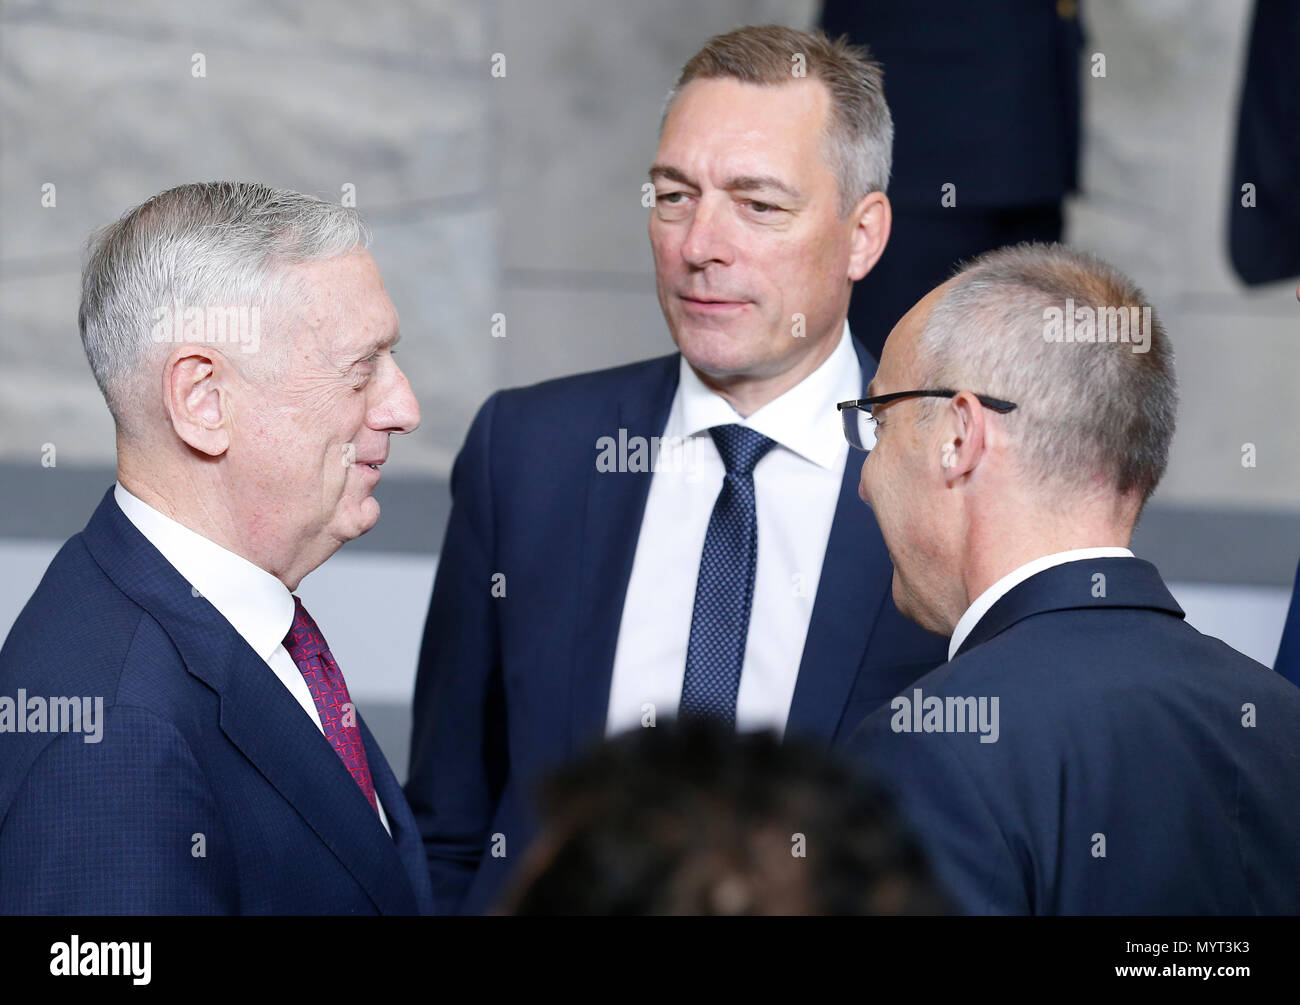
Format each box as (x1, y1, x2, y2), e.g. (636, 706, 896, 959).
(1274, 557, 1300, 686)
(0, 490, 434, 915)
(407, 341, 949, 914)
(846, 557, 1300, 914)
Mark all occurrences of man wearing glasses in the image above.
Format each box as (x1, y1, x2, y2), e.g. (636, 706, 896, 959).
(843, 242, 1300, 914)
(407, 25, 948, 915)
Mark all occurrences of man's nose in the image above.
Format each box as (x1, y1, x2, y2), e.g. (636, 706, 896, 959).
(371, 360, 420, 434)
(680, 195, 734, 269)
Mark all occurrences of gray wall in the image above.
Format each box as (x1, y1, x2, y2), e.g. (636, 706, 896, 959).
(1, 0, 495, 474)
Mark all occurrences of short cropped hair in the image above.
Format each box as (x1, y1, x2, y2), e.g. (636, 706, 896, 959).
(79, 181, 371, 435)
(664, 25, 893, 215)
(915, 242, 1178, 508)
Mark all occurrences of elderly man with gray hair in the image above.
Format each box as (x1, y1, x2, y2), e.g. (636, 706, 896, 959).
(0, 182, 431, 914)
(843, 242, 1300, 914)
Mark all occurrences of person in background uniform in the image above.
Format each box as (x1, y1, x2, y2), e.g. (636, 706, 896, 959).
(820, 0, 1083, 361)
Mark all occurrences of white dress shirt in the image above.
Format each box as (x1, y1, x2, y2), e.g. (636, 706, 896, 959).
(605, 323, 861, 737)
(947, 547, 1135, 660)
(113, 483, 391, 836)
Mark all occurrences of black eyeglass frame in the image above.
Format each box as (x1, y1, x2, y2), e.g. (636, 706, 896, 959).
(836, 390, 1018, 450)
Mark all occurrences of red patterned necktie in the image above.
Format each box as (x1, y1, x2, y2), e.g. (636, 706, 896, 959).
(283, 596, 378, 815)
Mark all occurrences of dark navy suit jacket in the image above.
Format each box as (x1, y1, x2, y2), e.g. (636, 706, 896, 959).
(0, 490, 434, 915)
(407, 341, 949, 914)
(847, 557, 1300, 914)
(1275, 557, 1300, 686)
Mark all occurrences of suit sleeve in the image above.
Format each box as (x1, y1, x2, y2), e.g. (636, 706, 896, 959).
(405, 392, 506, 915)
(0, 704, 237, 914)
(847, 708, 1030, 915)
(1274, 557, 1300, 685)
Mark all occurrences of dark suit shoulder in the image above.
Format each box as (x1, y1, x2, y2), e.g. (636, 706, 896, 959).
(1, 533, 147, 699)
(492, 354, 678, 417)
(946, 607, 1291, 699)
(0, 530, 203, 724)
(852, 604, 1300, 912)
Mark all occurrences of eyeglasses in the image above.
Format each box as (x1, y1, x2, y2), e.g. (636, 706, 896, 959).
(836, 390, 1018, 451)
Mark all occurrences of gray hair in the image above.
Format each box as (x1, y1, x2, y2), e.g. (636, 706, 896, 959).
(78, 181, 371, 434)
(914, 243, 1178, 508)
(662, 25, 893, 216)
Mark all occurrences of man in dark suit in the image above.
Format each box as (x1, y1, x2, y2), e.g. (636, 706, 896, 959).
(0, 182, 433, 914)
(843, 242, 1300, 914)
(407, 25, 948, 915)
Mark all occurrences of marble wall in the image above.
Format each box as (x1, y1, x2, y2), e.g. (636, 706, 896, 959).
(1069, 0, 1299, 511)
(0, 0, 494, 474)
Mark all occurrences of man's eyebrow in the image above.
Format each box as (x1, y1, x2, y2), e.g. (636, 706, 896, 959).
(355, 328, 401, 360)
(649, 166, 801, 202)
(649, 164, 695, 187)
(724, 174, 801, 200)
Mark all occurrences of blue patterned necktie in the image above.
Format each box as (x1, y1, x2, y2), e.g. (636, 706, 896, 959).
(679, 424, 778, 726)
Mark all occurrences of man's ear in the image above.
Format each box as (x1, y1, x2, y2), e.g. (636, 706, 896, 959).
(163, 345, 232, 457)
(847, 191, 892, 282)
(938, 391, 986, 486)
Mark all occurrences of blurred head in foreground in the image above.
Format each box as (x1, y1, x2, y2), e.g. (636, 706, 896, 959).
(501, 721, 948, 915)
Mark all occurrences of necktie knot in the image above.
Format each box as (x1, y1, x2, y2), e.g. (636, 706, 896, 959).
(709, 424, 776, 477)
(284, 596, 328, 663)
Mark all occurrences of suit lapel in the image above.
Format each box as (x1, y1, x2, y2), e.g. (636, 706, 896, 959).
(358, 714, 435, 914)
(570, 358, 680, 752)
(786, 338, 888, 743)
(785, 451, 893, 742)
(215, 661, 418, 915)
(82, 490, 419, 915)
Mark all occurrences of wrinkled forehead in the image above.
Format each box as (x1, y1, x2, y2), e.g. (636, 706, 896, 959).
(285, 252, 399, 351)
(656, 76, 833, 172)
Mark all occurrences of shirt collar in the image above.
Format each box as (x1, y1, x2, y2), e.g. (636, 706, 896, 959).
(113, 482, 297, 662)
(664, 321, 859, 471)
(947, 547, 1135, 660)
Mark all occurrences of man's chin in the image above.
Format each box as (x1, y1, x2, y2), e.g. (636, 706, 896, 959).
(336, 497, 382, 542)
(892, 574, 953, 640)
(891, 572, 924, 626)
(676, 328, 777, 383)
